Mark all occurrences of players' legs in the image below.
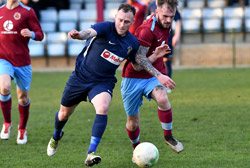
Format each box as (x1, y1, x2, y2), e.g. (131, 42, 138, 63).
(121, 78, 145, 149)
(84, 92, 111, 166)
(47, 104, 78, 156)
(126, 113, 140, 164)
(52, 71, 86, 141)
(16, 87, 30, 130)
(151, 85, 184, 153)
(16, 87, 30, 144)
(126, 113, 140, 149)
(88, 92, 111, 154)
(13, 65, 32, 144)
(0, 74, 12, 140)
(0, 74, 12, 124)
(0, 60, 14, 140)
(151, 86, 172, 137)
(54, 104, 78, 140)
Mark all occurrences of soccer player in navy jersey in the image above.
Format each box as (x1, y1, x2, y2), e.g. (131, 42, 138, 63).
(0, 0, 44, 144)
(47, 3, 174, 167)
(121, 0, 184, 160)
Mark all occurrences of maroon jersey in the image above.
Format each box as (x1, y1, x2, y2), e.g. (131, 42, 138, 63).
(0, 2, 44, 67)
(128, 0, 147, 35)
(122, 14, 170, 79)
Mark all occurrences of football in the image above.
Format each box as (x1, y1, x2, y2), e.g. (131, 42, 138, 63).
(133, 142, 159, 168)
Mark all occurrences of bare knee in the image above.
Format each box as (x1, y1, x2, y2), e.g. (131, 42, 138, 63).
(18, 94, 29, 105)
(96, 103, 109, 115)
(126, 117, 139, 131)
(0, 87, 11, 96)
(58, 109, 71, 121)
(58, 105, 76, 121)
(157, 96, 171, 110)
(0, 75, 11, 95)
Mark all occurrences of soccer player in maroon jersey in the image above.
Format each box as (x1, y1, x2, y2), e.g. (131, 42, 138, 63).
(0, 0, 44, 144)
(121, 0, 184, 159)
(127, 0, 148, 35)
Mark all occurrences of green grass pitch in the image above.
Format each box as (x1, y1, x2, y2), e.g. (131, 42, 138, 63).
(0, 68, 250, 168)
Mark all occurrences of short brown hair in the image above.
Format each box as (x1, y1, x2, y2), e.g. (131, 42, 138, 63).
(156, 0, 178, 12)
(118, 3, 136, 16)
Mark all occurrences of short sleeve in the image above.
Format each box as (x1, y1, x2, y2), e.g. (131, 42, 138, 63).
(91, 21, 113, 37)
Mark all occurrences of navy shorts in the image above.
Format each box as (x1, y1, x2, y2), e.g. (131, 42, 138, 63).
(61, 72, 115, 107)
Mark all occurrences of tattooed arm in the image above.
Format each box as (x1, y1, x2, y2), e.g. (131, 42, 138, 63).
(68, 28, 97, 40)
(132, 44, 171, 71)
(133, 45, 162, 76)
(133, 45, 176, 89)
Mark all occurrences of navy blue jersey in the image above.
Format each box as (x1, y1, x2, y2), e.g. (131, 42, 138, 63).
(75, 21, 139, 83)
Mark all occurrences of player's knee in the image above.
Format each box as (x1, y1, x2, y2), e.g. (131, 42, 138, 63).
(157, 96, 168, 106)
(58, 110, 70, 120)
(126, 120, 138, 131)
(157, 96, 171, 110)
(96, 103, 109, 115)
(18, 96, 29, 105)
(0, 87, 11, 96)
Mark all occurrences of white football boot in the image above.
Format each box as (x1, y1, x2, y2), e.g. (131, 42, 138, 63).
(17, 128, 27, 144)
(0, 123, 12, 140)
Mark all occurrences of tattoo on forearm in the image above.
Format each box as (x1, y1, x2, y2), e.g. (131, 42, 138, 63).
(135, 46, 161, 77)
(80, 30, 92, 40)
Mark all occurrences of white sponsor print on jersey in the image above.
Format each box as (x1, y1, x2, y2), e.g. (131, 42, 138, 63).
(0, 16, 3, 19)
(1, 20, 17, 34)
(3, 20, 14, 31)
(100, 49, 124, 65)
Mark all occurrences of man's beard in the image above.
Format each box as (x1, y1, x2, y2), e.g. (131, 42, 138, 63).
(157, 16, 171, 29)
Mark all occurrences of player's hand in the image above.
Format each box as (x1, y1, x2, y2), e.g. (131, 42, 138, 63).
(68, 30, 80, 39)
(21, 28, 32, 38)
(154, 44, 171, 59)
(157, 74, 176, 90)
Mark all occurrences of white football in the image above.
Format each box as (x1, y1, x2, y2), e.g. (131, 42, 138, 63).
(133, 142, 159, 168)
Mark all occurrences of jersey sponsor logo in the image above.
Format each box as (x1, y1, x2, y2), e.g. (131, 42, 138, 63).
(14, 12, 21, 20)
(0, 16, 3, 19)
(101, 49, 124, 65)
(3, 20, 13, 31)
(1, 20, 17, 34)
